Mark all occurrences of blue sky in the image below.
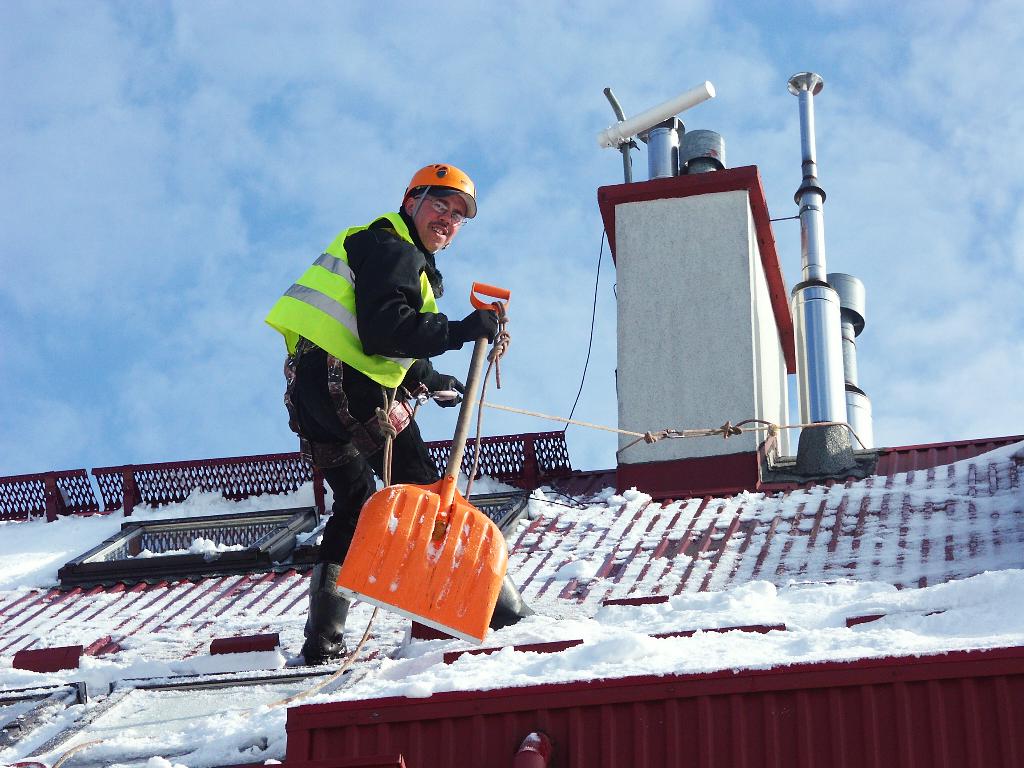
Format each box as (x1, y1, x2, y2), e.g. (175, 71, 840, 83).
(2, 0, 1022, 476)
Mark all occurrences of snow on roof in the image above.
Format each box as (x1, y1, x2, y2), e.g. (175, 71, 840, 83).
(1, 439, 1022, 767)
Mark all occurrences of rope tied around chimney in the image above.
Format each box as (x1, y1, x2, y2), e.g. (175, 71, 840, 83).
(476, 401, 867, 455)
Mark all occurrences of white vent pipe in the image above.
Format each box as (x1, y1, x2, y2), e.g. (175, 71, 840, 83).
(597, 81, 715, 149)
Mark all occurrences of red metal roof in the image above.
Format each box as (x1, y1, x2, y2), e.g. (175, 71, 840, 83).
(551, 433, 1024, 500)
(1, 433, 1021, 767)
(268, 429, 1024, 767)
(0, 570, 313, 660)
(874, 434, 1024, 475)
(3, 435, 1018, 661)
(286, 645, 1024, 768)
(519, 447, 1024, 610)
(426, 433, 1020, 768)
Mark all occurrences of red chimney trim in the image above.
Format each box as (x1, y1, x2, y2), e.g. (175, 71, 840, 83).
(597, 166, 796, 373)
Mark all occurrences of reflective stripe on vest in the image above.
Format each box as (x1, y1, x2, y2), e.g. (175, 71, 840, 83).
(312, 251, 356, 282)
(265, 212, 438, 388)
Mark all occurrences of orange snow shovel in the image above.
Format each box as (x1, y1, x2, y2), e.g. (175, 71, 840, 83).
(336, 282, 511, 643)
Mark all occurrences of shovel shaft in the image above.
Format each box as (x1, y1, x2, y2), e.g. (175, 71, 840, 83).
(444, 336, 490, 480)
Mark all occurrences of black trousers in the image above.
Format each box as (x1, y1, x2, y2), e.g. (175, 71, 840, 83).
(289, 348, 440, 565)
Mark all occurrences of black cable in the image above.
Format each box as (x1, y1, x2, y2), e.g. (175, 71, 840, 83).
(541, 488, 590, 510)
(564, 230, 605, 433)
(769, 214, 800, 222)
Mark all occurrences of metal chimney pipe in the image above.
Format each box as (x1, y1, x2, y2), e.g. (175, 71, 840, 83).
(639, 117, 682, 180)
(828, 272, 874, 449)
(826, 273, 865, 388)
(790, 73, 827, 284)
(788, 72, 847, 426)
(681, 129, 726, 174)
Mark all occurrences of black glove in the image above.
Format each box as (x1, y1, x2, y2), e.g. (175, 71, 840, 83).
(434, 376, 465, 408)
(447, 309, 498, 349)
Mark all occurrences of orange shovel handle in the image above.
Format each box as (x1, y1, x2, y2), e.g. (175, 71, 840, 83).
(470, 282, 511, 311)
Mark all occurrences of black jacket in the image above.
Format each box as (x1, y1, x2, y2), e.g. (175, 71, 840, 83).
(332, 211, 459, 393)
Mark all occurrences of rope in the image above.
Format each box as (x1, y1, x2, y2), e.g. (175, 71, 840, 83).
(536, 488, 590, 510)
(465, 304, 511, 498)
(271, 386, 407, 709)
(269, 606, 379, 709)
(375, 387, 400, 487)
(476, 401, 867, 453)
(487, 304, 512, 388)
(51, 739, 104, 768)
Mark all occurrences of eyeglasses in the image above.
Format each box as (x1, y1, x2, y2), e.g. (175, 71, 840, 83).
(425, 196, 468, 227)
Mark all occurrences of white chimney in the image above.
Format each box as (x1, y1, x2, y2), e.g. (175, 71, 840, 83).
(599, 167, 795, 498)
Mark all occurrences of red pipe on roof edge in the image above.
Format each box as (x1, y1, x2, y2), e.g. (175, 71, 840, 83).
(513, 732, 553, 768)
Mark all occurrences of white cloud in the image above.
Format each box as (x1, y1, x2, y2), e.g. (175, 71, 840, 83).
(1, 1, 1021, 478)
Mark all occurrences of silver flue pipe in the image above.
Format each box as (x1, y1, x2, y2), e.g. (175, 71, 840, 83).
(792, 73, 827, 282)
(828, 273, 874, 449)
(788, 72, 847, 425)
(639, 117, 682, 180)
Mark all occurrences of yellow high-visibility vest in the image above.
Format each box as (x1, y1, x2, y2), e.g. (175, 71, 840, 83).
(265, 212, 438, 387)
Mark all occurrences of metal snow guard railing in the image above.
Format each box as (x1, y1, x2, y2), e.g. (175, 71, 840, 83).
(0, 469, 99, 522)
(425, 431, 572, 490)
(90, 432, 569, 515)
(91, 452, 325, 516)
(4, 432, 570, 522)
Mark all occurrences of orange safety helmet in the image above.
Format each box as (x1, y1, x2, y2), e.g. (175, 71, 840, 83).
(404, 163, 477, 219)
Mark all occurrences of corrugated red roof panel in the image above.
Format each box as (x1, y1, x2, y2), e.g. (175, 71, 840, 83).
(0, 571, 311, 660)
(1, 433, 1021, 767)
(550, 434, 1024, 501)
(1, 435, 1019, 663)
(874, 434, 1024, 475)
(286, 646, 1024, 768)
(524, 437, 1024, 616)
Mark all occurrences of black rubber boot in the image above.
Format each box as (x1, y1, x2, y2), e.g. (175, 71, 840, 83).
(488, 575, 535, 630)
(300, 562, 351, 665)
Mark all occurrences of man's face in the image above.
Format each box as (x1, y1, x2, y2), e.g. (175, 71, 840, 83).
(404, 192, 468, 253)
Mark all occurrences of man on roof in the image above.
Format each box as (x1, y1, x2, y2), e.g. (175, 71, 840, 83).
(266, 163, 533, 665)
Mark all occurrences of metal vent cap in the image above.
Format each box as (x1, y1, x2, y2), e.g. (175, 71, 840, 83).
(828, 272, 866, 334)
(681, 129, 726, 174)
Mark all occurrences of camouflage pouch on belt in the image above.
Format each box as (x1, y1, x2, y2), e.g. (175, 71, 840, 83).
(282, 339, 413, 464)
(326, 354, 413, 455)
